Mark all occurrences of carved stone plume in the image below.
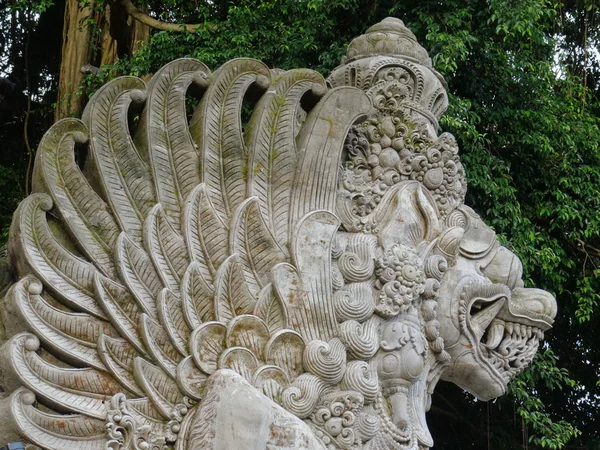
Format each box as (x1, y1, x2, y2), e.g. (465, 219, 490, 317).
(0, 17, 556, 450)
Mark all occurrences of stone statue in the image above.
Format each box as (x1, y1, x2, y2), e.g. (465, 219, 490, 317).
(0, 17, 557, 450)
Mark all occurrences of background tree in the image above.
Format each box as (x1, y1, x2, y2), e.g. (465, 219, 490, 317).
(1, 0, 599, 448)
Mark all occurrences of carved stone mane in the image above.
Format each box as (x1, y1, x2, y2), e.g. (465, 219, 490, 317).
(0, 17, 556, 450)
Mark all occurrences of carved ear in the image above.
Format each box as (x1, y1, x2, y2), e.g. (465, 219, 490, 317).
(376, 181, 441, 249)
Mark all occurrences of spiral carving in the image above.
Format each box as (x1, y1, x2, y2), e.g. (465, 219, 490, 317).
(424, 254, 447, 280)
(331, 234, 347, 258)
(446, 208, 467, 229)
(356, 408, 381, 442)
(18, 332, 41, 353)
(341, 360, 379, 403)
(34, 193, 54, 212)
(338, 251, 375, 282)
(338, 427, 356, 446)
(334, 283, 375, 323)
(281, 373, 327, 419)
(339, 318, 379, 360)
(303, 338, 347, 384)
(331, 263, 345, 291)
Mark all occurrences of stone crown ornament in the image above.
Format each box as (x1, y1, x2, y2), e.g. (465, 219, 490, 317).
(330, 17, 448, 130)
(0, 17, 556, 450)
(344, 18, 433, 67)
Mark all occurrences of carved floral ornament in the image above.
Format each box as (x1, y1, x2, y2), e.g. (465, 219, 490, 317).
(0, 17, 557, 450)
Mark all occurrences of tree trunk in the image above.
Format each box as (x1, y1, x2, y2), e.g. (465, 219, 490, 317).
(55, 0, 150, 121)
(130, 11, 150, 55)
(55, 0, 96, 120)
(100, 3, 119, 67)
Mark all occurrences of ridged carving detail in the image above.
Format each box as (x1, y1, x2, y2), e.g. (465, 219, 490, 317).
(303, 338, 347, 384)
(334, 283, 375, 323)
(339, 318, 380, 360)
(341, 361, 380, 403)
(281, 373, 328, 419)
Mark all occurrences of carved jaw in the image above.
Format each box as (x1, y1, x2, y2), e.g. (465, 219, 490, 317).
(475, 286, 556, 383)
(430, 204, 558, 401)
(441, 280, 514, 400)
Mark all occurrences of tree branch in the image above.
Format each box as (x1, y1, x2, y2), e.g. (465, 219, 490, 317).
(120, 0, 216, 33)
(576, 238, 600, 258)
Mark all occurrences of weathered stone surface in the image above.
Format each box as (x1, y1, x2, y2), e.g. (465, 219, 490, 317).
(178, 370, 327, 450)
(0, 16, 556, 450)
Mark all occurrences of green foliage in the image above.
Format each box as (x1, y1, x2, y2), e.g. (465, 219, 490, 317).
(509, 349, 581, 449)
(9, 0, 54, 14)
(80, 0, 385, 93)
(0, 166, 22, 246)
(0, 0, 61, 244)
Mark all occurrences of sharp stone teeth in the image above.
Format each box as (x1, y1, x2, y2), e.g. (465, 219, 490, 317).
(486, 319, 505, 350)
(505, 322, 514, 335)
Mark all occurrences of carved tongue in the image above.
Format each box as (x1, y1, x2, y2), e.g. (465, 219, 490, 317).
(470, 297, 507, 341)
(485, 319, 505, 349)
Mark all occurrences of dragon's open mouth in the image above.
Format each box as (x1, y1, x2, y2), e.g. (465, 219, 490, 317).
(465, 284, 555, 384)
(478, 316, 543, 381)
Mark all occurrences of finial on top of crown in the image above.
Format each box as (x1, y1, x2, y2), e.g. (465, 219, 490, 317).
(327, 17, 449, 130)
(343, 17, 432, 67)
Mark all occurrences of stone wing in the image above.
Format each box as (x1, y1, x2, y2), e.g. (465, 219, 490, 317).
(0, 57, 370, 449)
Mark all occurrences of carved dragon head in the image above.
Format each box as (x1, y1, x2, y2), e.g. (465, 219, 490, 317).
(435, 205, 556, 401)
(0, 16, 556, 450)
